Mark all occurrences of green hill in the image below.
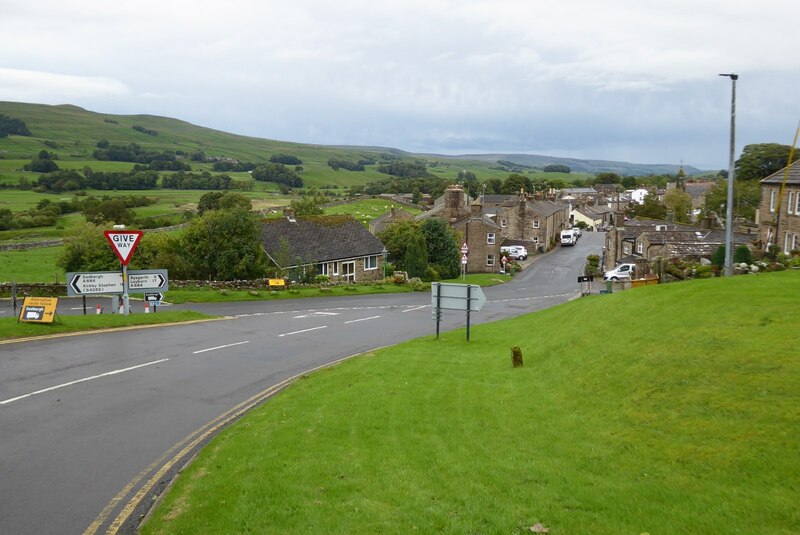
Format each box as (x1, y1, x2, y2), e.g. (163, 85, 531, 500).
(0, 101, 693, 181)
(142, 271, 799, 534)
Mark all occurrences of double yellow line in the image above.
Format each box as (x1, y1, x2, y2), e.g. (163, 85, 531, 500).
(84, 348, 381, 534)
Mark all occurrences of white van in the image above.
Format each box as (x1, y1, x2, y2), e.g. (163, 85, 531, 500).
(560, 229, 577, 246)
(500, 245, 528, 260)
(603, 263, 636, 281)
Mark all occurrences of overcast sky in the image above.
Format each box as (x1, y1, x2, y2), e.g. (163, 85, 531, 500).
(2, 1, 799, 170)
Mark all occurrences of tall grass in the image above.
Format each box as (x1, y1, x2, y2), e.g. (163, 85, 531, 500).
(142, 271, 800, 534)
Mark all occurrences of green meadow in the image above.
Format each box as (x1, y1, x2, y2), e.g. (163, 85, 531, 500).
(141, 271, 800, 535)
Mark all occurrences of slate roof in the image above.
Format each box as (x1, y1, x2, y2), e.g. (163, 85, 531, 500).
(761, 160, 800, 185)
(527, 199, 565, 217)
(261, 216, 385, 267)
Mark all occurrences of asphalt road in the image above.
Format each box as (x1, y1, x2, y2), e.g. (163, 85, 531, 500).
(0, 232, 604, 534)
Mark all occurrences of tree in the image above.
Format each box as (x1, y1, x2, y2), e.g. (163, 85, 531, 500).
(628, 193, 667, 220)
(83, 198, 136, 225)
(179, 208, 268, 280)
(411, 186, 422, 204)
(420, 218, 460, 279)
(218, 192, 252, 212)
(594, 172, 622, 184)
(501, 174, 533, 195)
(197, 191, 225, 214)
(543, 164, 571, 173)
(735, 143, 793, 180)
(703, 179, 761, 222)
(0, 114, 32, 137)
(57, 223, 120, 272)
(290, 195, 325, 216)
(378, 220, 421, 269)
(404, 231, 428, 279)
(663, 189, 693, 223)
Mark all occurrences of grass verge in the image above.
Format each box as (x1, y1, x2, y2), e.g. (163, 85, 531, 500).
(0, 310, 215, 341)
(142, 271, 800, 534)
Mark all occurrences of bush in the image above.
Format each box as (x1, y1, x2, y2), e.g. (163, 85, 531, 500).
(733, 245, 754, 264)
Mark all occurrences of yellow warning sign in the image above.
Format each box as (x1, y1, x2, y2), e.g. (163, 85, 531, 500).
(18, 297, 59, 324)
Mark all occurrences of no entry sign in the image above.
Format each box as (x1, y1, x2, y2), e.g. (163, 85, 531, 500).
(104, 230, 143, 265)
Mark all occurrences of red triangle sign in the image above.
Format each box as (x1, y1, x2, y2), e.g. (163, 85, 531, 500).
(104, 230, 143, 265)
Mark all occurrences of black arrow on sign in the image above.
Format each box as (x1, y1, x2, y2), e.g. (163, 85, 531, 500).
(70, 274, 82, 294)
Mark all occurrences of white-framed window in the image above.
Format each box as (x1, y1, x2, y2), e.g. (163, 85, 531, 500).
(532, 236, 539, 243)
(794, 233, 799, 251)
(500, 218, 507, 228)
(770, 189, 777, 212)
(637, 241, 643, 254)
(795, 190, 800, 214)
(487, 233, 495, 244)
(333, 262, 340, 276)
(532, 220, 540, 229)
(319, 262, 329, 276)
(365, 255, 378, 270)
(486, 254, 495, 267)
(342, 261, 355, 282)
(788, 191, 795, 215)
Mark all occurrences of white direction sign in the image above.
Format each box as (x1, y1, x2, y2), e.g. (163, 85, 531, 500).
(67, 271, 123, 296)
(431, 283, 486, 312)
(128, 269, 169, 291)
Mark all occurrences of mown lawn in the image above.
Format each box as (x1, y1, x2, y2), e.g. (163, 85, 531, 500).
(0, 310, 214, 341)
(142, 271, 800, 534)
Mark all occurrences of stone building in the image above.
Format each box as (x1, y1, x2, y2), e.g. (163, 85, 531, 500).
(417, 185, 503, 273)
(758, 160, 800, 253)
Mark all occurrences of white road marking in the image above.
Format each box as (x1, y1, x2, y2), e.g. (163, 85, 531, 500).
(293, 311, 341, 319)
(192, 340, 250, 354)
(402, 305, 428, 313)
(0, 358, 169, 406)
(278, 325, 327, 337)
(344, 315, 380, 324)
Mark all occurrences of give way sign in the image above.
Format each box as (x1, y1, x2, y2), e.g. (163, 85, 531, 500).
(104, 230, 143, 265)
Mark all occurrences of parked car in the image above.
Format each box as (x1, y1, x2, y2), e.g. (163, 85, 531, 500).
(603, 263, 636, 281)
(500, 245, 528, 260)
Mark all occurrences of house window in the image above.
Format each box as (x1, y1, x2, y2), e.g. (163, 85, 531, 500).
(500, 218, 507, 228)
(794, 233, 799, 251)
(532, 220, 540, 229)
(796, 191, 800, 214)
(487, 254, 495, 267)
(637, 241, 643, 254)
(342, 261, 355, 282)
(532, 236, 539, 243)
(487, 233, 495, 244)
(789, 191, 795, 215)
(318, 263, 328, 276)
(333, 262, 340, 276)
(770, 190, 777, 212)
(365, 255, 378, 270)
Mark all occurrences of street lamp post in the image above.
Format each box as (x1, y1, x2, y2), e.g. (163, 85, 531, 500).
(719, 73, 738, 276)
(381, 246, 388, 279)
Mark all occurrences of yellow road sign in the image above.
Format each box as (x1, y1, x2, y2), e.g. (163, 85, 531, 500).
(18, 297, 59, 324)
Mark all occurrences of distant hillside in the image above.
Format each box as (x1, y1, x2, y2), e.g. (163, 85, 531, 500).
(434, 152, 704, 176)
(0, 101, 703, 178)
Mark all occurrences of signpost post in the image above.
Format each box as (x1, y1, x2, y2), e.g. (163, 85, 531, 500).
(104, 229, 143, 316)
(460, 242, 469, 280)
(431, 282, 486, 341)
